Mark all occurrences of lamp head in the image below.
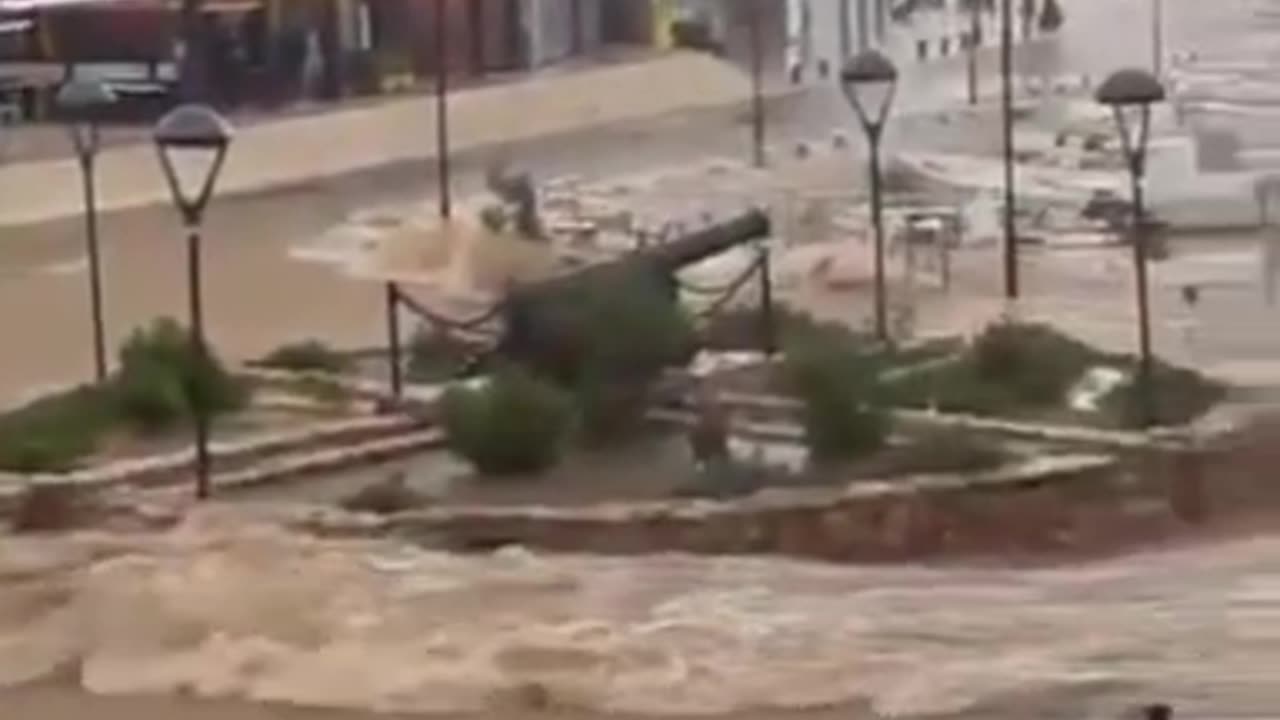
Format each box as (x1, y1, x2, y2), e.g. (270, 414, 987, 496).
(840, 50, 899, 131)
(152, 104, 234, 224)
(1096, 68, 1166, 175)
(57, 79, 117, 158)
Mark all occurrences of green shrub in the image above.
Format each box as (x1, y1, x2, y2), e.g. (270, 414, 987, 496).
(0, 386, 115, 472)
(407, 328, 476, 383)
(970, 321, 1100, 408)
(885, 360, 1020, 416)
(783, 336, 889, 464)
(114, 318, 249, 432)
(260, 340, 350, 374)
(1101, 362, 1227, 429)
(441, 367, 573, 476)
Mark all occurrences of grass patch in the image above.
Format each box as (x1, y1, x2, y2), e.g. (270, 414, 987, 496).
(883, 320, 1225, 428)
(0, 318, 250, 473)
(407, 328, 477, 383)
(1100, 361, 1228, 429)
(260, 340, 351, 374)
(0, 386, 117, 473)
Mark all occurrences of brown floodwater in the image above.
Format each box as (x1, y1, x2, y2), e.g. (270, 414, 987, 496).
(0, 508, 1276, 719)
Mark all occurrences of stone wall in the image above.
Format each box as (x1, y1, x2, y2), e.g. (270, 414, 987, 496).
(295, 455, 1210, 562)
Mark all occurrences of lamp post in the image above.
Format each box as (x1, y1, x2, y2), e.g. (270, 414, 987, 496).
(748, 0, 765, 168)
(435, 0, 451, 220)
(153, 103, 234, 499)
(1152, 0, 1164, 77)
(840, 49, 898, 342)
(57, 78, 117, 383)
(1096, 68, 1166, 428)
(1000, 0, 1019, 299)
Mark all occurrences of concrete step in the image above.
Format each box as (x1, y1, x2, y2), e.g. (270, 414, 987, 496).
(215, 429, 445, 493)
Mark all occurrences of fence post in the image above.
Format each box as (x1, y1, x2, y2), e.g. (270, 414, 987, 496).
(385, 282, 403, 402)
(758, 244, 777, 356)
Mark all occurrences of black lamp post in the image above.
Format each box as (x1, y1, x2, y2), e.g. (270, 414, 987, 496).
(153, 103, 233, 499)
(1000, 0, 1019, 299)
(840, 49, 898, 342)
(748, 0, 766, 168)
(57, 78, 117, 383)
(1096, 67, 1166, 428)
(435, 0, 451, 220)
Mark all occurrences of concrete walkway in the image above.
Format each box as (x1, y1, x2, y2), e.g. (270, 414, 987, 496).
(0, 52, 756, 228)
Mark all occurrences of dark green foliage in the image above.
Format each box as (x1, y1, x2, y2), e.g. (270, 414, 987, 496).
(260, 340, 350, 374)
(1101, 362, 1227, 429)
(0, 386, 115, 472)
(407, 328, 476, 383)
(0, 319, 250, 473)
(884, 321, 1224, 428)
(970, 320, 1099, 407)
(884, 322, 1100, 416)
(573, 375, 652, 447)
(783, 335, 889, 464)
(441, 367, 574, 476)
(114, 318, 248, 433)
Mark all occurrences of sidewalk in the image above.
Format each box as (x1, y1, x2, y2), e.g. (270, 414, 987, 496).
(0, 52, 759, 228)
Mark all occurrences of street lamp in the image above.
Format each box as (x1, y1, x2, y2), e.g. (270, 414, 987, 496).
(153, 103, 233, 499)
(840, 49, 898, 342)
(1096, 67, 1165, 428)
(435, 0, 451, 220)
(1000, 0, 1019, 300)
(748, 0, 766, 168)
(57, 78, 117, 383)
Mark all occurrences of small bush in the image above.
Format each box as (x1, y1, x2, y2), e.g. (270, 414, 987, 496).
(115, 318, 249, 432)
(1101, 362, 1227, 429)
(0, 386, 115, 472)
(261, 340, 350, 374)
(407, 328, 476, 383)
(970, 321, 1100, 407)
(783, 336, 889, 464)
(441, 367, 574, 476)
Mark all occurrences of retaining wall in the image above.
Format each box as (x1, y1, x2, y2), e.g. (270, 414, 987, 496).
(295, 454, 1211, 562)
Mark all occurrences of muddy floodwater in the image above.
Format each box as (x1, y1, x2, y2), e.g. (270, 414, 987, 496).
(0, 510, 1277, 718)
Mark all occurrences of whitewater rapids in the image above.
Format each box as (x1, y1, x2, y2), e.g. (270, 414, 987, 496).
(0, 509, 1277, 717)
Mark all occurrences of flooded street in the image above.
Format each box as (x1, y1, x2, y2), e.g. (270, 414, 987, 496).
(0, 511, 1276, 718)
